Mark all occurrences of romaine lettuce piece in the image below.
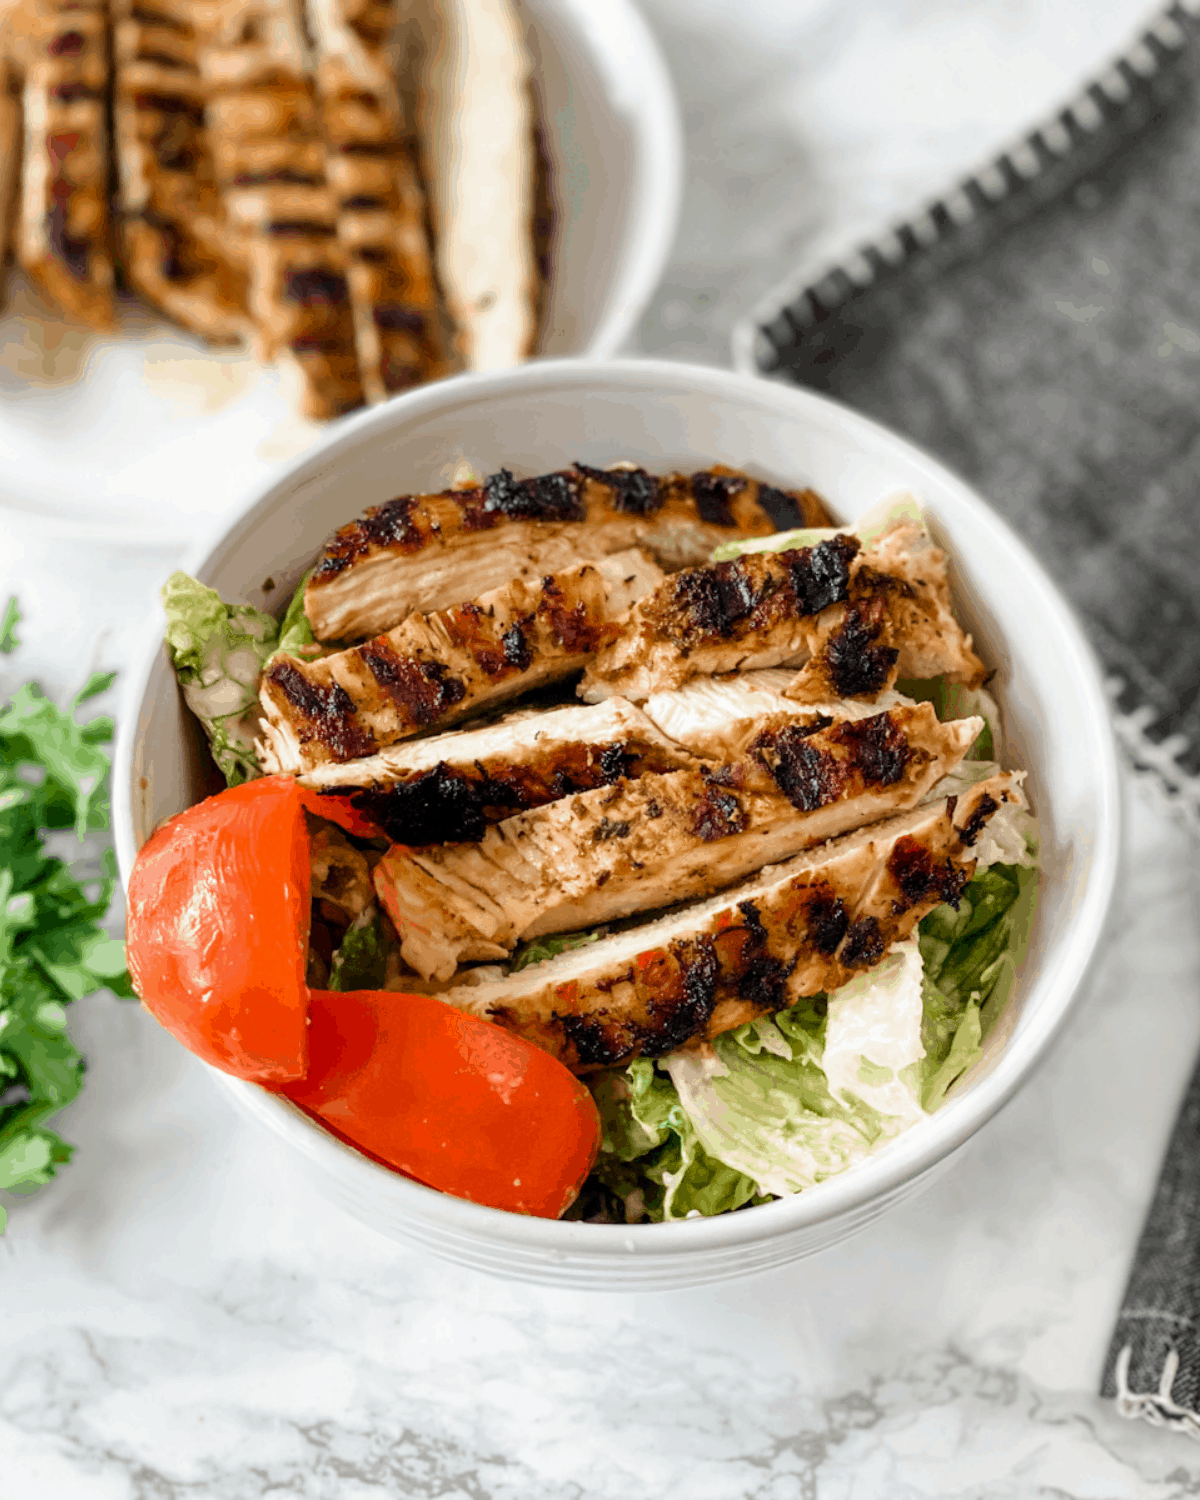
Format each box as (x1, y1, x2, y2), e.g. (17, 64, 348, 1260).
(328, 907, 392, 992)
(708, 490, 925, 563)
(162, 572, 279, 786)
(581, 862, 1038, 1220)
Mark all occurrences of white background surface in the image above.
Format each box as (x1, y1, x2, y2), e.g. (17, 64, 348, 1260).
(5, 0, 1200, 1493)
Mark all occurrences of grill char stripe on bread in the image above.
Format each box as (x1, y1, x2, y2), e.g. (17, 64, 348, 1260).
(15, 0, 116, 328)
(580, 522, 986, 703)
(374, 701, 982, 981)
(303, 463, 831, 642)
(301, 696, 697, 843)
(439, 774, 1020, 1073)
(112, 0, 251, 342)
(259, 549, 664, 773)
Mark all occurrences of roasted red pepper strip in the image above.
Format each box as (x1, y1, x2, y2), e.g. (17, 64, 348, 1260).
(128, 778, 600, 1213)
(126, 775, 310, 1082)
(284, 989, 601, 1218)
(296, 786, 384, 841)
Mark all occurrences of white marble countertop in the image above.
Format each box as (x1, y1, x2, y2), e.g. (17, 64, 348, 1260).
(5, 1, 1200, 1494)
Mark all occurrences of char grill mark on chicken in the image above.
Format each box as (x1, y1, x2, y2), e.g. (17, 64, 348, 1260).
(302, 463, 832, 642)
(195, 0, 365, 419)
(582, 523, 986, 702)
(439, 775, 1018, 1072)
(302, 697, 696, 843)
(307, 0, 448, 400)
(15, 0, 116, 328)
(112, 0, 251, 342)
(259, 550, 663, 773)
(375, 701, 982, 982)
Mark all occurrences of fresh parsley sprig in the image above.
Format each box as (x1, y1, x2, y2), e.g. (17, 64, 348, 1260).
(0, 598, 132, 1231)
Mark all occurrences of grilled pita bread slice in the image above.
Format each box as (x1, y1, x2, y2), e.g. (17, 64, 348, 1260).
(14, 0, 115, 328)
(439, 773, 1021, 1072)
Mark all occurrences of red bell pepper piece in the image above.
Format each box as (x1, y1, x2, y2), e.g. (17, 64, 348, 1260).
(284, 989, 601, 1218)
(126, 775, 311, 1082)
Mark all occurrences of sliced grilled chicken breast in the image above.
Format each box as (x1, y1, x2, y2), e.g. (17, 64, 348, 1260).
(407, 0, 535, 369)
(113, 0, 250, 342)
(259, 549, 663, 774)
(308, 0, 448, 399)
(302, 696, 696, 843)
(0, 61, 20, 264)
(374, 702, 981, 980)
(16, 0, 116, 328)
(304, 463, 829, 642)
(642, 669, 911, 761)
(786, 520, 986, 702)
(438, 774, 1020, 1071)
(582, 524, 985, 703)
(195, 0, 365, 418)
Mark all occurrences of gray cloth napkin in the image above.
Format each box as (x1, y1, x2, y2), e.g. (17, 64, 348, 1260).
(750, 0, 1200, 828)
(743, 0, 1200, 1432)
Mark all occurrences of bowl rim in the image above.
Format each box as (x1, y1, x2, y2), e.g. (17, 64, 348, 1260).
(114, 356, 1122, 1259)
(555, 0, 685, 361)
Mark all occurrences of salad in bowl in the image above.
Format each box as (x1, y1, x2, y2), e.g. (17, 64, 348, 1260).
(126, 452, 1038, 1225)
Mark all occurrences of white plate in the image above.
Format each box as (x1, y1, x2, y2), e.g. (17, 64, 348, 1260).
(0, 0, 682, 543)
(114, 358, 1121, 1290)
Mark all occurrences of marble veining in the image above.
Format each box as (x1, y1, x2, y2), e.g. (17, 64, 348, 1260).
(3, 1, 1199, 1494)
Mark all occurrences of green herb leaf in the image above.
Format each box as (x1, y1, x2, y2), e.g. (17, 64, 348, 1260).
(511, 929, 602, 971)
(0, 597, 19, 655)
(0, 638, 133, 1232)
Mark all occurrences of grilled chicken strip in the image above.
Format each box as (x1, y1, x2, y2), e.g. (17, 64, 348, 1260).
(112, 0, 250, 342)
(407, 0, 535, 369)
(259, 549, 663, 774)
(302, 696, 696, 843)
(642, 669, 912, 762)
(0, 61, 20, 263)
(15, 0, 116, 328)
(195, 0, 365, 418)
(375, 701, 981, 980)
(581, 524, 985, 703)
(308, 0, 448, 399)
(439, 774, 1020, 1072)
(305, 462, 830, 642)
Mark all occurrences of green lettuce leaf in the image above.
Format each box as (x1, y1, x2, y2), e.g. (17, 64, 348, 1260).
(328, 907, 391, 992)
(512, 929, 602, 971)
(709, 491, 925, 563)
(162, 571, 279, 786)
(577, 863, 1038, 1221)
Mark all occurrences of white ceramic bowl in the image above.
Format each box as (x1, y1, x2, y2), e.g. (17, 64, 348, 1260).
(114, 359, 1121, 1290)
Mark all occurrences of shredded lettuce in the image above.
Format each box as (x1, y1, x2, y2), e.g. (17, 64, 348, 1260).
(581, 862, 1037, 1222)
(162, 572, 279, 786)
